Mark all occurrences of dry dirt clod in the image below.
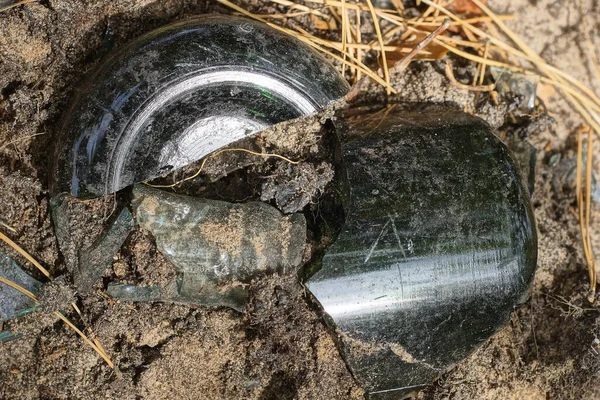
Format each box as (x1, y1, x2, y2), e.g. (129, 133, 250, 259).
(260, 161, 335, 214)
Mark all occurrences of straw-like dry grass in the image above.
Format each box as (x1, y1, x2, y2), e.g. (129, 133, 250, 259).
(0, 233, 114, 368)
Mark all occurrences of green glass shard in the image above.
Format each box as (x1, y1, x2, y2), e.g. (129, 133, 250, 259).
(106, 284, 162, 302)
(0, 251, 42, 321)
(176, 273, 248, 311)
(0, 330, 19, 342)
(107, 278, 248, 312)
(50, 198, 135, 292)
(110, 185, 307, 311)
(77, 207, 134, 292)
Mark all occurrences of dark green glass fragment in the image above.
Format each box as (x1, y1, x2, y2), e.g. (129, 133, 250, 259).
(0, 330, 19, 342)
(78, 207, 134, 292)
(0, 251, 41, 322)
(51, 197, 134, 293)
(305, 106, 537, 398)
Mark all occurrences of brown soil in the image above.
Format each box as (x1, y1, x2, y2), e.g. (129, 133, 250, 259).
(1, 0, 600, 399)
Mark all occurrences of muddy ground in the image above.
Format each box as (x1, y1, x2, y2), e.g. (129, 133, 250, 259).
(1, 0, 600, 399)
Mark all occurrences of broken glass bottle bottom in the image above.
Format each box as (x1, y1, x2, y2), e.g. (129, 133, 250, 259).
(305, 105, 538, 398)
(49, 15, 348, 198)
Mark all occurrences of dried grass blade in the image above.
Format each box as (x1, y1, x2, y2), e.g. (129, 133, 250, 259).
(585, 128, 596, 298)
(0, 275, 39, 301)
(365, 0, 391, 94)
(445, 63, 495, 92)
(54, 311, 114, 368)
(341, 0, 348, 72)
(577, 128, 594, 300)
(0, 231, 51, 278)
(355, 0, 362, 81)
(216, 0, 395, 92)
(0, 221, 17, 234)
(478, 40, 490, 86)
(71, 302, 110, 360)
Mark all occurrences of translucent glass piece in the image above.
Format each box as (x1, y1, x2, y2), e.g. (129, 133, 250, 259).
(111, 185, 307, 311)
(51, 197, 134, 293)
(77, 207, 134, 292)
(105, 284, 162, 302)
(50, 15, 349, 198)
(0, 330, 19, 342)
(0, 251, 42, 321)
(305, 106, 538, 398)
(107, 279, 249, 312)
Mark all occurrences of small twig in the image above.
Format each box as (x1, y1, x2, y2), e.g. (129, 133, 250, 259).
(393, 19, 450, 73)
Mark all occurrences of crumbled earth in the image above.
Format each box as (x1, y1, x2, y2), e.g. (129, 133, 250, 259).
(119, 229, 177, 287)
(1, 0, 600, 399)
(260, 161, 335, 214)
